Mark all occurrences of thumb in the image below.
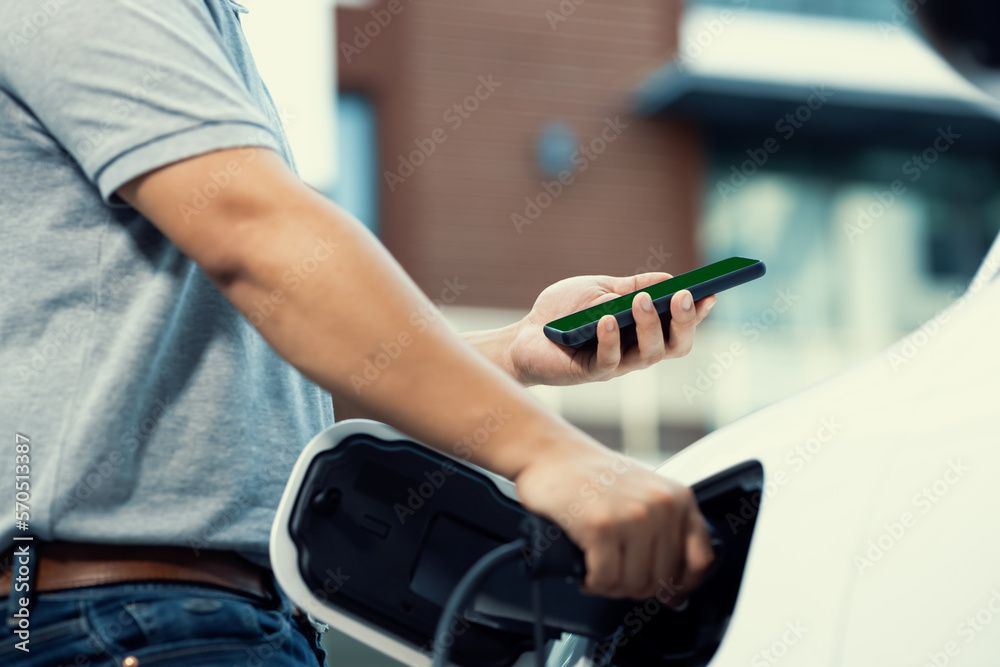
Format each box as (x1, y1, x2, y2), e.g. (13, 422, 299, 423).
(600, 272, 673, 295)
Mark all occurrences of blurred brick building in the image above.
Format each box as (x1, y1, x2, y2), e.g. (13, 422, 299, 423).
(335, 0, 700, 308)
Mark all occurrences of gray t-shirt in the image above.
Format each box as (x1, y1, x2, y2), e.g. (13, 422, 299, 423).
(0, 0, 334, 566)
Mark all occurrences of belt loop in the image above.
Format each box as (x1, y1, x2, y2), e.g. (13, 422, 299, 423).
(6, 541, 37, 627)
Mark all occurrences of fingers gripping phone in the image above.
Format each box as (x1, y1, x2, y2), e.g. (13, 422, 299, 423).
(543, 257, 766, 348)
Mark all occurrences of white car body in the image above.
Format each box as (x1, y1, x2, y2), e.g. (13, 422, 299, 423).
(573, 248, 1000, 667)
(275, 248, 1000, 667)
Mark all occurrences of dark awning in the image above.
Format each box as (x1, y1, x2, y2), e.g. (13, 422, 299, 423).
(634, 9, 1000, 149)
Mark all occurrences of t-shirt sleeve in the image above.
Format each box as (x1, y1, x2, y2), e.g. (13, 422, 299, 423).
(0, 0, 282, 203)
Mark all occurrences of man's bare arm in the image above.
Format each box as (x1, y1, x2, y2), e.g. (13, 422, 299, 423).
(117, 146, 713, 599)
(334, 327, 516, 421)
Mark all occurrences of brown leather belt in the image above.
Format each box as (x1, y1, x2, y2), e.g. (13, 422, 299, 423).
(0, 541, 273, 600)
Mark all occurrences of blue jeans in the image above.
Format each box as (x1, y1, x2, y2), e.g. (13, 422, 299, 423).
(0, 581, 328, 666)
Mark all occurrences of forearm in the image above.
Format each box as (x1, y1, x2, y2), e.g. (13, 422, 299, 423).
(215, 186, 585, 478)
(336, 319, 527, 422)
(460, 326, 527, 382)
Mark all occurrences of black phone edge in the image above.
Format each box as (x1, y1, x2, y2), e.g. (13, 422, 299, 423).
(543, 260, 766, 348)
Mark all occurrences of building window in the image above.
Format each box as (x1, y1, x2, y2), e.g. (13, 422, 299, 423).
(701, 144, 1000, 340)
(687, 0, 900, 22)
(331, 91, 379, 235)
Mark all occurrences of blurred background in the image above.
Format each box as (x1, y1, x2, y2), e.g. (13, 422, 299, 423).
(240, 0, 1000, 662)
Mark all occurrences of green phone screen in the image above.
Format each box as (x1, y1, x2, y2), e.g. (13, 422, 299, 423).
(546, 257, 758, 332)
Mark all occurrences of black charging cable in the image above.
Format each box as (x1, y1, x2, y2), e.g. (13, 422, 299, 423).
(530, 576, 546, 667)
(430, 538, 530, 667)
(430, 517, 586, 667)
(430, 517, 724, 667)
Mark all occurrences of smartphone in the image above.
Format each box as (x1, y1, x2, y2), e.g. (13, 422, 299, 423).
(543, 256, 766, 348)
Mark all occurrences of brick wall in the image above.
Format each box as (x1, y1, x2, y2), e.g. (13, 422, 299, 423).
(337, 0, 702, 308)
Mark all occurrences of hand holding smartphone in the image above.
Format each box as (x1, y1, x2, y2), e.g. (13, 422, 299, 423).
(543, 257, 766, 348)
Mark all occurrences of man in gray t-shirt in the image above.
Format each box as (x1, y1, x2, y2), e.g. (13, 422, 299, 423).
(0, 0, 331, 571)
(0, 1, 717, 663)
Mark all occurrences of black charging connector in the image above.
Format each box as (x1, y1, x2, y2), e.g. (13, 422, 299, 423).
(518, 516, 588, 667)
(518, 515, 586, 581)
